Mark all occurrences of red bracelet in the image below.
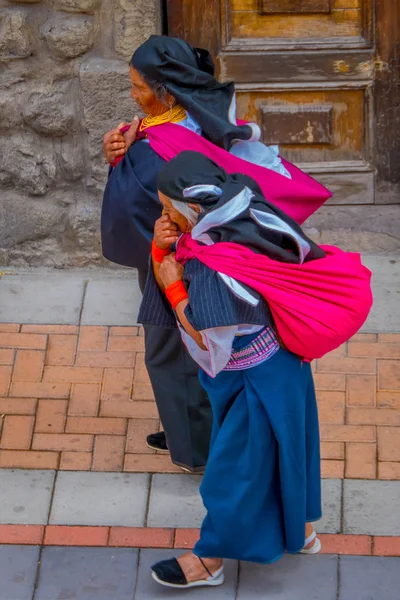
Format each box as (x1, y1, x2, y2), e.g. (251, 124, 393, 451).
(151, 239, 171, 263)
(165, 281, 188, 310)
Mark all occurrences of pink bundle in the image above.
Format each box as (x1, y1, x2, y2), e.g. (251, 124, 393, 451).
(176, 234, 373, 361)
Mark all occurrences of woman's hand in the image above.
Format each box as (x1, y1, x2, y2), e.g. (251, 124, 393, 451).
(159, 254, 184, 288)
(102, 118, 140, 164)
(154, 215, 179, 250)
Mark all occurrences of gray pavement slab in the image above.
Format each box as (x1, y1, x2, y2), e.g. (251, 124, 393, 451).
(339, 556, 400, 600)
(315, 479, 342, 534)
(238, 554, 338, 600)
(0, 469, 55, 525)
(362, 256, 400, 333)
(35, 547, 138, 600)
(147, 474, 205, 528)
(134, 549, 238, 599)
(49, 471, 150, 527)
(343, 480, 400, 535)
(0, 274, 85, 325)
(81, 278, 141, 325)
(0, 545, 40, 600)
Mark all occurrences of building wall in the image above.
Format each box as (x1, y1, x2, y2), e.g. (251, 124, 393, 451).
(0, 0, 161, 267)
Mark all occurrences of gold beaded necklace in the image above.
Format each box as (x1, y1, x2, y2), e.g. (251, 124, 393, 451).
(139, 104, 187, 131)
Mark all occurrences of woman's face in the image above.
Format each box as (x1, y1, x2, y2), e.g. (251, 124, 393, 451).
(129, 65, 171, 116)
(158, 191, 199, 233)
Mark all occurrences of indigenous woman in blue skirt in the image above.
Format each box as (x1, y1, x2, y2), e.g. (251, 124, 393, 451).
(138, 151, 325, 590)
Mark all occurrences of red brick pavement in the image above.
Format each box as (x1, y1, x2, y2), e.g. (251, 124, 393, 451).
(0, 325, 400, 478)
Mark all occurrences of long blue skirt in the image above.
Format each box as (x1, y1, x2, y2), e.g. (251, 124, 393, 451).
(194, 348, 321, 564)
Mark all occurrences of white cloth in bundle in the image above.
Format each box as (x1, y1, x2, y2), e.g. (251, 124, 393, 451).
(230, 140, 292, 179)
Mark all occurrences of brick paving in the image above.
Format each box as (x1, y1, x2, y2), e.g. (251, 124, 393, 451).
(0, 325, 399, 477)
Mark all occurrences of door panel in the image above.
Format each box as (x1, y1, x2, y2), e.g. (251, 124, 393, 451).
(259, 0, 333, 14)
(231, 1, 361, 40)
(236, 89, 366, 163)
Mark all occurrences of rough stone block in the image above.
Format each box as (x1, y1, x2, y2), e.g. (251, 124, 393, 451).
(65, 200, 101, 254)
(114, 0, 161, 61)
(0, 91, 23, 129)
(23, 82, 74, 137)
(79, 57, 137, 187)
(0, 134, 56, 196)
(0, 192, 71, 269)
(41, 14, 95, 59)
(0, 9, 32, 59)
(56, 0, 100, 14)
(59, 136, 86, 181)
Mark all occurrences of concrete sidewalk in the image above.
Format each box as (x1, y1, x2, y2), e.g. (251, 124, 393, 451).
(0, 257, 399, 600)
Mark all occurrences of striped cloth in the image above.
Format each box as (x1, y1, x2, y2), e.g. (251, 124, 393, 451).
(224, 327, 279, 371)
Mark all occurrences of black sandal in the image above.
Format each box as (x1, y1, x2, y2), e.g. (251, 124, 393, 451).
(151, 556, 224, 589)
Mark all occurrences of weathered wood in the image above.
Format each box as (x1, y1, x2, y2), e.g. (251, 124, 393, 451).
(231, 9, 361, 39)
(232, 0, 360, 9)
(373, 0, 400, 203)
(219, 50, 374, 82)
(166, 0, 221, 58)
(261, 104, 332, 144)
(259, 0, 331, 14)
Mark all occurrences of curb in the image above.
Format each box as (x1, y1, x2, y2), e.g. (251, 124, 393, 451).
(1, 525, 400, 557)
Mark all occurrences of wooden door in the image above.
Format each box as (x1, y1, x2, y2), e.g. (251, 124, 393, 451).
(167, 0, 400, 247)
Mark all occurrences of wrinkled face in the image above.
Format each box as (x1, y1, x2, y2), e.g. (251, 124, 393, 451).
(158, 191, 199, 233)
(129, 65, 171, 116)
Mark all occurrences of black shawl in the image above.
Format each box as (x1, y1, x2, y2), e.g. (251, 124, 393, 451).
(131, 35, 254, 150)
(157, 151, 325, 264)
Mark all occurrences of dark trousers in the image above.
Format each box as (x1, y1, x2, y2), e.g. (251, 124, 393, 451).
(138, 270, 212, 471)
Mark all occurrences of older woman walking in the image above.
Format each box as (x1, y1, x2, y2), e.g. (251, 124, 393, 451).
(138, 151, 372, 589)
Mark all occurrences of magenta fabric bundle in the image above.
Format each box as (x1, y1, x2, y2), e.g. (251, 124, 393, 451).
(176, 234, 373, 361)
(146, 122, 332, 224)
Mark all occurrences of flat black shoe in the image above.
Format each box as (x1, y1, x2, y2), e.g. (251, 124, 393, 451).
(146, 431, 169, 453)
(151, 557, 224, 589)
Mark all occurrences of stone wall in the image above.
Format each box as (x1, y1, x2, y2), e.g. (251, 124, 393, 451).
(0, 0, 161, 267)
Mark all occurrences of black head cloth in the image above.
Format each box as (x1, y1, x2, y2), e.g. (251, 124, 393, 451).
(157, 151, 325, 264)
(131, 35, 256, 151)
